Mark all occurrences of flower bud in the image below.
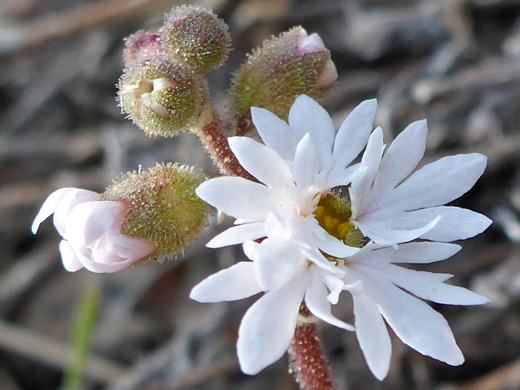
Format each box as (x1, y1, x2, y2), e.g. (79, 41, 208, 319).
(32, 188, 156, 273)
(123, 30, 163, 68)
(229, 27, 337, 136)
(118, 58, 205, 137)
(102, 163, 209, 263)
(160, 5, 231, 75)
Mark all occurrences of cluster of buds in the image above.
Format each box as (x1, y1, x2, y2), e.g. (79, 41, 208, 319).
(118, 6, 231, 137)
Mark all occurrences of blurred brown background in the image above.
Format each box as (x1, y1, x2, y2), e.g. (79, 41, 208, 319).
(0, 0, 519, 389)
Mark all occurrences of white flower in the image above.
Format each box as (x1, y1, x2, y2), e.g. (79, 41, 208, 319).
(349, 122, 492, 247)
(197, 95, 378, 274)
(192, 95, 491, 379)
(32, 187, 156, 273)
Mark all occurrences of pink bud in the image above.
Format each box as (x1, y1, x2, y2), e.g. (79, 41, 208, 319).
(32, 188, 156, 273)
(123, 30, 163, 68)
(296, 31, 338, 89)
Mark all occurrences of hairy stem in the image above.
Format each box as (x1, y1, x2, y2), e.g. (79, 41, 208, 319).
(288, 314, 334, 390)
(196, 107, 256, 181)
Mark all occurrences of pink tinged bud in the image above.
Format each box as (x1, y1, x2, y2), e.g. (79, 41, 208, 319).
(123, 30, 163, 68)
(296, 31, 338, 90)
(32, 188, 156, 273)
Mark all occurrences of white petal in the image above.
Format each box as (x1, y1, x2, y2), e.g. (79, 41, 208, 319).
(190, 261, 263, 302)
(196, 177, 271, 222)
(237, 278, 305, 375)
(91, 231, 154, 265)
(64, 201, 125, 246)
(374, 120, 427, 190)
(52, 189, 101, 236)
(409, 207, 492, 242)
(228, 137, 294, 189)
(207, 222, 266, 248)
(252, 239, 301, 292)
(386, 265, 490, 305)
(293, 134, 320, 189)
(384, 153, 488, 211)
(332, 99, 377, 170)
(288, 95, 335, 170)
(324, 274, 345, 304)
(352, 293, 391, 381)
(317, 233, 359, 257)
(305, 272, 354, 330)
(251, 107, 300, 161)
(350, 128, 385, 219)
(351, 242, 461, 265)
(356, 215, 441, 247)
(358, 273, 464, 366)
(59, 240, 84, 272)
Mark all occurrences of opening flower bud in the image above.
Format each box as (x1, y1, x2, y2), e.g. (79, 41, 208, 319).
(118, 58, 205, 137)
(228, 26, 337, 136)
(102, 163, 210, 264)
(160, 5, 231, 75)
(123, 30, 163, 68)
(32, 188, 156, 273)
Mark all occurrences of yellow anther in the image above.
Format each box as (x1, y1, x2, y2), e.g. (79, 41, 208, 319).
(324, 215, 339, 230)
(314, 205, 325, 219)
(337, 222, 351, 239)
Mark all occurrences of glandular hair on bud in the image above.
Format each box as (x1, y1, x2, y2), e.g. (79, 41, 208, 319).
(102, 163, 210, 264)
(160, 5, 231, 75)
(118, 58, 205, 137)
(228, 27, 334, 136)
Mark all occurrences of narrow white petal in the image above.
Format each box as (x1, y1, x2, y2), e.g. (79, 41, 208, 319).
(332, 99, 377, 169)
(251, 106, 300, 161)
(410, 207, 492, 242)
(228, 137, 294, 189)
(350, 128, 385, 219)
(293, 134, 320, 189)
(374, 120, 427, 190)
(352, 293, 392, 381)
(305, 273, 354, 330)
(59, 240, 84, 272)
(351, 242, 461, 265)
(358, 273, 464, 366)
(288, 95, 335, 169)
(386, 265, 490, 305)
(65, 201, 125, 246)
(384, 153, 488, 211)
(237, 278, 305, 375)
(252, 239, 301, 292)
(104, 230, 156, 260)
(196, 177, 271, 222)
(356, 215, 441, 247)
(317, 233, 360, 257)
(324, 274, 345, 304)
(207, 222, 266, 248)
(190, 262, 263, 302)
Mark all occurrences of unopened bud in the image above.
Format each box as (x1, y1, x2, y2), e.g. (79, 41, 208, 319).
(123, 30, 163, 68)
(118, 58, 205, 137)
(160, 5, 231, 75)
(102, 163, 210, 264)
(229, 27, 337, 136)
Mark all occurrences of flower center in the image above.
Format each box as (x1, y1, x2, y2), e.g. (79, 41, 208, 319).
(313, 193, 365, 248)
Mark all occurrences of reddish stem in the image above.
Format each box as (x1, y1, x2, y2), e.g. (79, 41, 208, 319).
(288, 321, 334, 390)
(198, 114, 256, 181)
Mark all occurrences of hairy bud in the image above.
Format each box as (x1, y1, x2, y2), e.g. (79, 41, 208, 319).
(123, 30, 163, 68)
(118, 58, 205, 137)
(229, 27, 337, 136)
(160, 5, 231, 75)
(103, 163, 210, 264)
